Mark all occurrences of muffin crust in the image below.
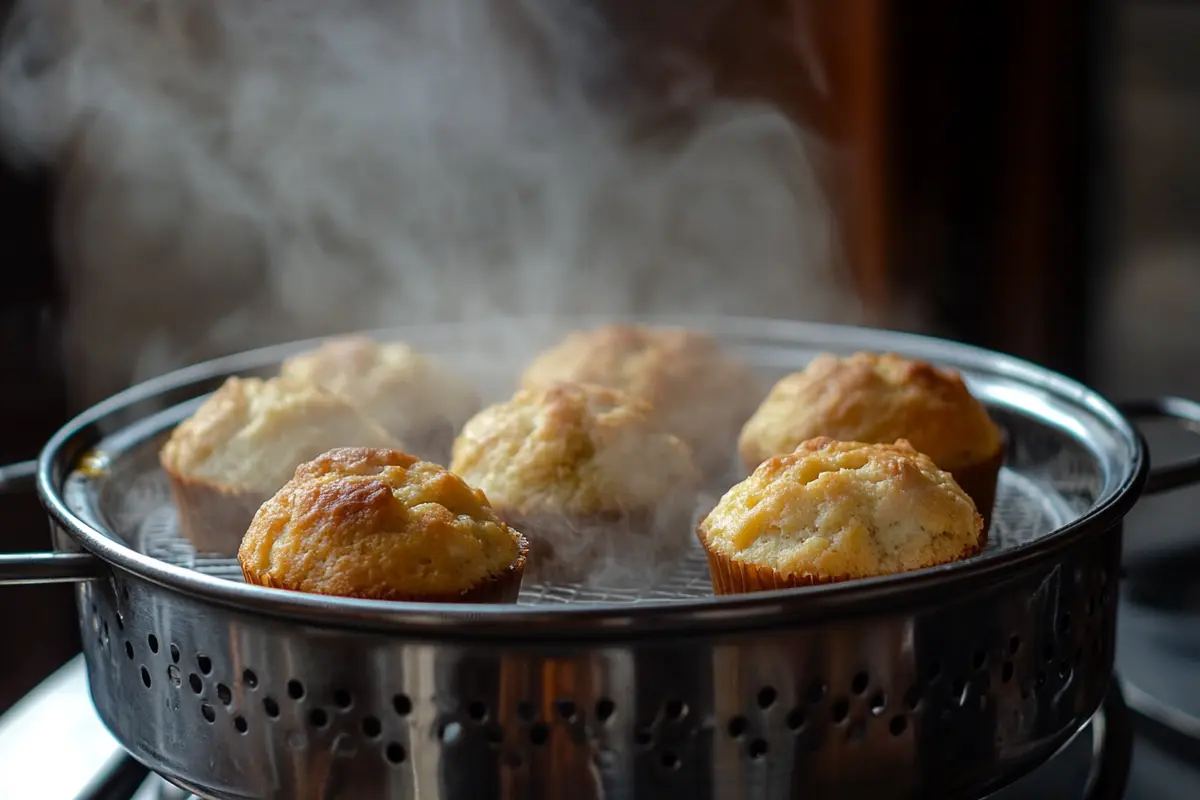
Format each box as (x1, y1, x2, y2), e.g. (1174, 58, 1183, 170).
(701, 437, 983, 583)
(238, 447, 526, 599)
(520, 324, 761, 474)
(160, 376, 400, 496)
(449, 382, 700, 515)
(739, 352, 1003, 471)
(280, 336, 479, 456)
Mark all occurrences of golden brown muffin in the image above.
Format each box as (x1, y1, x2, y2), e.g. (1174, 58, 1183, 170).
(279, 335, 480, 463)
(238, 447, 528, 602)
(449, 382, 700, 586)
(159, 376, 401, 555)
(699, 437, 984, 594)
(738, 352, 1005, 528)
(519, 324, 762, 480)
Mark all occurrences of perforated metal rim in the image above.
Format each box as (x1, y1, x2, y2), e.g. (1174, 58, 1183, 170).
(35, 315, 1149, 639)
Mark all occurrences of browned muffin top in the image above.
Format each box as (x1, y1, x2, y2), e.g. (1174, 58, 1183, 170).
(739, 352, 1002, 471)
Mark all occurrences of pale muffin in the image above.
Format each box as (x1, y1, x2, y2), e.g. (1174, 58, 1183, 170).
(699, 437, 984, 594)
(519, 324, 762, 480)
(738, 352, 1005, 529)
(160, 376, 401, 555)
(279, 335, 480, 463)
(238, 447, 528, 602)
(449, 382, 700, 585)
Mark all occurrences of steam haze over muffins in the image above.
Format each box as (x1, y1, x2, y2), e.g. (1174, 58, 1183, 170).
(0, 0, 861, 406)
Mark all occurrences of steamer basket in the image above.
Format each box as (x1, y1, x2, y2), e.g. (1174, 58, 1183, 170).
(2, 315, 1199, 800)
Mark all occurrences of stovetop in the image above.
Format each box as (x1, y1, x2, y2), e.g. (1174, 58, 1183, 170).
(1, 582, 1197, 800)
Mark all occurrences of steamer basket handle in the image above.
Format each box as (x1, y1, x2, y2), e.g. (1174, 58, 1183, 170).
(0, 458, 37, 494)
(0, 553, 105, 585)
(1117, 397, 1200, 495)
(0, 458, 105, 585)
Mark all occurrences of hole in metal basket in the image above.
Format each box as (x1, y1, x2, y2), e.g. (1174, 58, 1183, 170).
(468, 701, 489, 722)
(385, 743, 406, 765)
(727, 716, 747, 738)
(595, 698, 615, 723)
(485, 723, 503, 746)
(527, 723, 548, 746)
(1058, 661, 1073, 682)
(748, 738, 769, 759)
(362, 716, 382, 739)
(234, 716, 248, 734)
(197, 655, 212, 675)
(167, 665, 181, 688)
(242, 669, 258, 689)
(1043, 644, 1055, 664)
(201, 703, 215, 723)
(634, 727, 653, 748)
(169, 644, 179, 664)
(188, 674, 202, 695)
(851, 672, 869, 695)
(147, 634, 159, 654)
(785, 708, 805, 732)
(516, 701, 535, 722)
(393, 694, 412, 716)
(124, 642, 133, 660)
(756, 687, 776, 709)
(869, 692, 886, 715)
(904, 685, 922, 711)
(807, 679, 827, 703)
(309, 709, 328, 728)
(333, 690, 352, 710)
(951, 677, 966, 697)
(555, 700, 576, 721)
(831, 699, 849, 723)
(889, 716, 908, 736)
(287, 680, 305, 700)
(1057, 612, 1072, 635)
(216, 684, 232, 706)
(1009, 635, 1022, 655)
(972, 649, 987, 670)
(1035, 670, 1047, 688)
(664, 699, 688, 720)
(264, 698, 280, 718)
(926, 662, 942, 682)
(660, 751, 681, 771)
(1001, 662, 1015, 683)
(140, 667, 151, 688)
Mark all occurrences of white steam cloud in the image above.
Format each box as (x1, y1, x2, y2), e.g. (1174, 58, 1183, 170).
(0, 0, 860, 404)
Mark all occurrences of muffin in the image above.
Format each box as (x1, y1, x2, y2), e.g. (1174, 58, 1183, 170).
(159, 376, 401, 555)
(279, 335, 480, 463)
(238, 447, 528, 602)
(519, 324, 762, 480)
(699, 438, 984, 594)
(738, 352, 1005, 529)
(448, 382, 701, 586)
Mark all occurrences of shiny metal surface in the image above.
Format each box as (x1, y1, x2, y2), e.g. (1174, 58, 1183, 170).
(0, 552, 103, 585)
(12, 315, 1189, 798)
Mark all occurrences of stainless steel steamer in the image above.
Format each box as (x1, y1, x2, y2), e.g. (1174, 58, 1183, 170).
(1, 316, 1199, 800)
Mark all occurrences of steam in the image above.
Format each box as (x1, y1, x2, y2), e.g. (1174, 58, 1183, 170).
(0, 0, 857, 405)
